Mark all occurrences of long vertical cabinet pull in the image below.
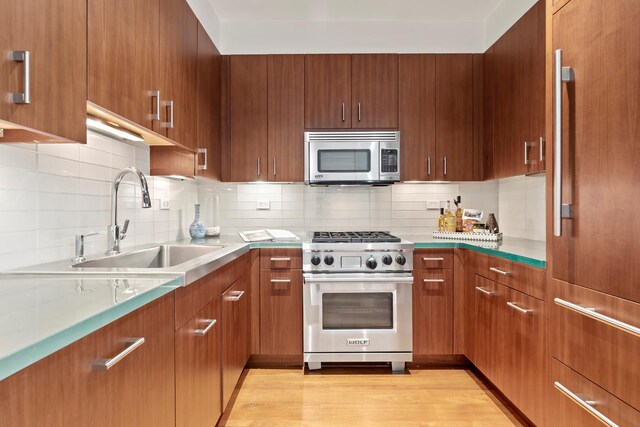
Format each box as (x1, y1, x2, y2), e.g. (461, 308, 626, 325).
(342, 102, 345, 122)
(273, 158, 277, 177)
(12, 51, 31, 104)
(427, 157, 431, 176)
(197, 148, 207, 170)
(358, 102, 362, 121)
(443, 157, 447, 176)
(150, 90, 161, 121)
(257, 158, 261, 177)
(554, 49, 574, 236)
(162, 100, 174, 128)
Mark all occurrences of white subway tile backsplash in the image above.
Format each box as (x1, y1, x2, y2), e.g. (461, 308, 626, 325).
(0, 145, 37, 170)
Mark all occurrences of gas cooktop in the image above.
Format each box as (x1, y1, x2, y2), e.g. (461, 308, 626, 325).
(311, 231, 401, 244)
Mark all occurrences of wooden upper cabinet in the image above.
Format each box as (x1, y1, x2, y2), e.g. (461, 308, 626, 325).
(351, 54, 398, 129)
(268, 55, 305, 182)
(159, 0, 198, 149)
(435, 55, 474, 181)
(228, 55, 268, 182)
(488, 1, 545, 179)
(196, 23, 222, 180)
(0, 0, 86, 143)
(399, 55, 436, 181)
(552, 0, 640, 303)
(304, 54, 352, 129)
(88, 0, 159, 132)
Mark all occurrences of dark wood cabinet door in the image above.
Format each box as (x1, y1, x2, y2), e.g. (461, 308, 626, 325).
(399, 55, 436, 181)
(176, 297, 222, 427)
(196, 23, 222, 180)
(503, 288, 545, 426)
(552, 0, 640, 303)
(304, 54, 351, 129)
(435, 55, 474, 181)
(473, 275, 506, 390)
(222, 273, 251, 410)
(413, 269, 453, 355)
(159, 0, 198, 149)
(259, 269, 303, 356)
(352, 54, 398, 129)
(88, 0, 159, 132)
(229, 55, 268, 182)
(0, 0, 86, 143)
(268, 55, 305, 182)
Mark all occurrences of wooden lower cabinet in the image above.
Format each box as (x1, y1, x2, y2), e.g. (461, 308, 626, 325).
(473, 274, 545, 426)
(413, 268, 453, 355)
(259, 269, 303, 356)
(222, 273, 251, 409)
(551, 358, 640, 427)
(0, 293, 175, 427)
(175, 297, 222, 427)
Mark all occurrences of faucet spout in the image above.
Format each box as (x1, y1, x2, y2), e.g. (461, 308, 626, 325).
(107, 167, 152, 255)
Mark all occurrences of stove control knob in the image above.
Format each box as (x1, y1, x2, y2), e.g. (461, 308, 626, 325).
(366, 256, 378, 270)
(395, 255, 407, 266)
(311, 255, 321, 266)
(382, 254, 393, 265)
(324, 255, 334, 266)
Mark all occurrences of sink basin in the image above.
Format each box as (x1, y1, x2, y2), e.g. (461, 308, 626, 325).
(73, 245, 225, 269)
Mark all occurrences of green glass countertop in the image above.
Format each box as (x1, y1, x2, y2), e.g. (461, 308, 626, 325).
(0, 276, 182, 381)
(407, 236, 546, 269)
(199, 233, 546, 268)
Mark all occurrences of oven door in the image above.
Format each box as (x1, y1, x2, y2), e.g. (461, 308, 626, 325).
(303, 274, 413, 353)
(306, 140, 380, 184)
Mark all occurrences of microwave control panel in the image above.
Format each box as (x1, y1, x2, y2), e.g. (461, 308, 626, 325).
(381, 149, 398, 173)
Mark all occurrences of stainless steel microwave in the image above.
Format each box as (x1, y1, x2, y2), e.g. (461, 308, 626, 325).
(304, 131, 400, 185)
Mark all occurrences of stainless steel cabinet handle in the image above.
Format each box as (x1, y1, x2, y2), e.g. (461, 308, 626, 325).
(194, 319, 217, 336)
(271, 279, 291, 283)
(271, 257, 291, 262)
(489, 267, 511, 276)
(92, 337, 145, 371)
(475, 287, 495, 296)
(162, 100, 174, 128)
(12, 50, 31, 104)
(197, 148, 207, 171)
(539, 137, 545, 161)
(150, 90, 161, 121)
(554, 49, 574, 236)
(358, 102, 361, 121)
(554, 298, 640, 338)
(423, 279, 445, 283)
(524, 141, 534, 165)
(423, 257, 444, 261)
(342, 102, 345, 122)
(554, 382, 619, 427)
(443, 157, 447, 176)
(257, 158, 261, 177)
(427, 157, 431, 176)
(273, 158, 277, 176)
(507, 301, 532, 314)
(224, 290, 245, 302)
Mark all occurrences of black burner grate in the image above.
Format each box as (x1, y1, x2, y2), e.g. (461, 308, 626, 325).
(311, 231, 401, 243)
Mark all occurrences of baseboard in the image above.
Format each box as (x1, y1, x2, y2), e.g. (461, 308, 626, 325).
(408, 354, 470, 369)
(247, 354, 304, 368)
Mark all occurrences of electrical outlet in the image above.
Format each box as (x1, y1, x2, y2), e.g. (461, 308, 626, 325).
(256, 200, 270, 210)
(426, 200, 440, 210)
(160, 199, 170, 210)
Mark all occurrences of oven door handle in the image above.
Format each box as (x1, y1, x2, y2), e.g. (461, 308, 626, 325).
(304, 276, 414, 284)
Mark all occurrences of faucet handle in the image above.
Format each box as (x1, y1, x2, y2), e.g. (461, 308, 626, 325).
(120, 219, 130, 240)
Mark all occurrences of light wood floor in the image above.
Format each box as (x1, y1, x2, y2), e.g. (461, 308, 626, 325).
(219, 368, 525, 426)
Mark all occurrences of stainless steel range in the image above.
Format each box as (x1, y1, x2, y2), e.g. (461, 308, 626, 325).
(303, 231, 414, 373)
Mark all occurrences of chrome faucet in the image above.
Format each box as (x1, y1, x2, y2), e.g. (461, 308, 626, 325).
(107, 167, 152, 255)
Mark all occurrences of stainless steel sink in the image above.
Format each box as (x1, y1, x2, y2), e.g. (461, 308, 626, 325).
(72, 244, 225, 269)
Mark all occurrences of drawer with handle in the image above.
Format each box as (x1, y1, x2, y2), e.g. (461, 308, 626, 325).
(551, 358, 640, 427)
(414, 249, 453, 269)
(260, 248, 302, 269)
(475, 252, 545, 300)
(551, 279, 640, 409)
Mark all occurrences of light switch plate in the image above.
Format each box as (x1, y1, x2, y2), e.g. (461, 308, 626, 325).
(160, 199, 170, 210)
(426, 200, 440, 210)
(257, 200, 270, 210)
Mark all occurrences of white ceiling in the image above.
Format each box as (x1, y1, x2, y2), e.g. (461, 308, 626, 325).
(209, 0, 504, 22)
(194, 0, 537, 54)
